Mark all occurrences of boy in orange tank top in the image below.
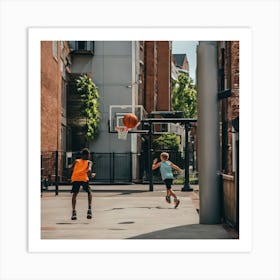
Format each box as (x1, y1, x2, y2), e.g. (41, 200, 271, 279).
(70, 148, 96, 220)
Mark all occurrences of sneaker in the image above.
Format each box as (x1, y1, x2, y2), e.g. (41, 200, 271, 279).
(71, 210, 77, 220)
(165, 196, 171, 204)
(87, 209, 92, 219)
(174, 198, 180, 209)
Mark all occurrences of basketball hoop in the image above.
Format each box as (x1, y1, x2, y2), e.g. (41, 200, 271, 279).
(116, 126, 129, 140)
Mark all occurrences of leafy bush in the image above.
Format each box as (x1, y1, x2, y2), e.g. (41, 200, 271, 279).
(153, 133, 180, 151)
(76, 74, 100, 140)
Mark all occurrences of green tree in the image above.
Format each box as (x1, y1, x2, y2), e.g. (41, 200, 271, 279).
(172, 73, 197, 118)
(153, 133, 180, 151)
(76, 74, 100, 140)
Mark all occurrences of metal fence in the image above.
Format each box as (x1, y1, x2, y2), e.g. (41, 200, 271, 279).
(91, 152, 133, 183)
(40, 150, 193, 187)
(41, 151, 67, 183)
(41, 151, 136, 185)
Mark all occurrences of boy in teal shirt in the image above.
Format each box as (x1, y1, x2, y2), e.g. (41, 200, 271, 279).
(152, 152, 183, 208)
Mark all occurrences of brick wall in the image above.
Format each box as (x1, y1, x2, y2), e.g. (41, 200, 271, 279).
(218, 41, 239, 174)
(41, 41, 71, 181)
(227, 41, 239, 174)
(41, 41, 61, 152)
(218, 41, 239, 229)
(144, 41, 157, 113)
(156, 41, 171, 111)
(143, 41, 171, 113)
(230, 41, 240, 120)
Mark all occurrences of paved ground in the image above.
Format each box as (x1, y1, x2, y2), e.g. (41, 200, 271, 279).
(41, 184, 238, 239)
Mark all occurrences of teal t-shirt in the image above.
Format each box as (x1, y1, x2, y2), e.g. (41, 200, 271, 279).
(160, 161, 174, 180)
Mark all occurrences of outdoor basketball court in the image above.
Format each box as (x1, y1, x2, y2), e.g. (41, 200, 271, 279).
(41, 184, 236, 239)
(40, 105, 225, 239)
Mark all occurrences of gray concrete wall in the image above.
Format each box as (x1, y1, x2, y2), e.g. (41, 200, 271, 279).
(70, 41, 134, 153)
(91, 41, 133, 153)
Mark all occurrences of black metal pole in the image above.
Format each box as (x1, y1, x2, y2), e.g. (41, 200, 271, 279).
(148, 121, 153, 191)
(55, 150, 59, 195)
(130, 151, 132, 183)
(41, 155, 43, 194)
(182, 122, 193, 192)
(192, 140, 195, 172)
(112, 152, 115, 184)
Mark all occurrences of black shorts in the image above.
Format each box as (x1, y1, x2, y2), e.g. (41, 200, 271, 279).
(163, 179, 173, 190)
(71, 181, 91, 194)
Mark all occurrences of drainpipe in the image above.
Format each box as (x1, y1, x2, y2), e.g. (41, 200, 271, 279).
(197, 41, 221, 224)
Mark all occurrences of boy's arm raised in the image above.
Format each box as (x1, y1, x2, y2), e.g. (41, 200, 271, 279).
(170, 162, 183, 173)
(152, 158, 160, 170)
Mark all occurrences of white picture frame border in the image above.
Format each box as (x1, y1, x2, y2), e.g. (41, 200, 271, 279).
(1, 0, 279, 279)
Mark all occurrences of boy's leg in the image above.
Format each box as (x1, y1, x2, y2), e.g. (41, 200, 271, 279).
(87, 192, 93, 219)
(166, 179, 180, 208)
(169, 189, 177, 199)
(164, 180, 172, 203)
(71, 193, 78, 220)
(72, 193, 78, 210)
(82, 182, 93, 219)
(165, 192, 171, 203)
(88, 192, 92, 209)
(169, 189, 180, 208)
(165, 179, 177, 199)
(71, 182, 80, 220)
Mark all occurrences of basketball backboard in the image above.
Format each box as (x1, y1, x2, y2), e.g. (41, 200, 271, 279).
(109, 105, 148, 133)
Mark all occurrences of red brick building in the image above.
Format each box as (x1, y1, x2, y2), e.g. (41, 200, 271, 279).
(218, 41, 239, 175)
(218, 41, 239, 228)
(41, 41, 71, 182)
(142, 41, 172, 113)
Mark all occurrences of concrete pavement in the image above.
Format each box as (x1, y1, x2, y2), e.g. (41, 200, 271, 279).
(41, 184, 238, 239)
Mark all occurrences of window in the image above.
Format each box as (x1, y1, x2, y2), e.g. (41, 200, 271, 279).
(78, 41, 86, 50)
(68, 41, 94, 55)
(160, 124, 168, 132)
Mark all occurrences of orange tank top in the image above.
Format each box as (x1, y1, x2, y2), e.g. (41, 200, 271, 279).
(71, 159, 89, 182)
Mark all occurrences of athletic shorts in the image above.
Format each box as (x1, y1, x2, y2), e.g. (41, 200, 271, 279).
(71, 181, 91, 194)
(163, 178, 173, 190)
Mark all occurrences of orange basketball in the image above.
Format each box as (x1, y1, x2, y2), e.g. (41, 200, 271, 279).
(123, 113, 139, 129)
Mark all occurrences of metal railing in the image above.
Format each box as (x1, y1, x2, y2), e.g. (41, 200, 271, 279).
(41, 150, 197, 194)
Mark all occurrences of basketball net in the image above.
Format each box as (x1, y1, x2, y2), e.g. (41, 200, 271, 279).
(116, 126, 129, 140)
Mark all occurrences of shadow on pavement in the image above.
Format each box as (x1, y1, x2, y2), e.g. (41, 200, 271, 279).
(106, 206, 175, 211)
(128, 224, 238, 239)
(42, 188, 148, 195)
(93, 190, 148, 195)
